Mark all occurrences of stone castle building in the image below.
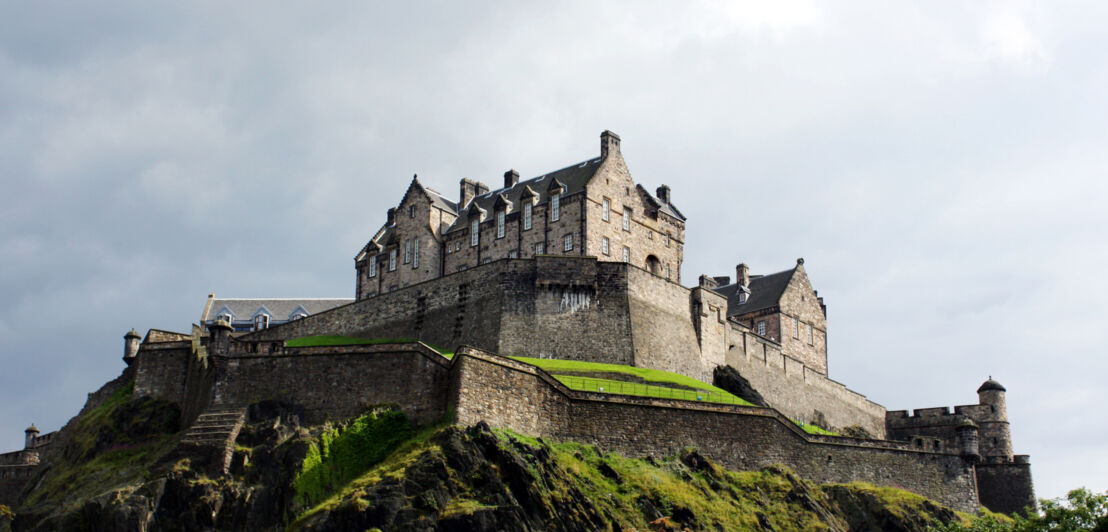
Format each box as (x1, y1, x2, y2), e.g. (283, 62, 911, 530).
(1, 131, 1035, 516)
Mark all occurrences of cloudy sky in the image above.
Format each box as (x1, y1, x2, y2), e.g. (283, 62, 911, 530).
(2, 1, 1105, 500)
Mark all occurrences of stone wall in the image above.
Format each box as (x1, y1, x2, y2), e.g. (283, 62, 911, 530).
(976, 459, 1036, 515)
(211, 343, 451, 425)
(726, 323, 886, 437)
(133, 340, 192, 403)
(450, 348, 979, 513)
(626, 266, 714, 381)
(775, 263, 828, 374)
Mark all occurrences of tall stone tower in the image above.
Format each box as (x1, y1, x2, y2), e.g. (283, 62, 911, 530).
(976, 378, 1014, 459)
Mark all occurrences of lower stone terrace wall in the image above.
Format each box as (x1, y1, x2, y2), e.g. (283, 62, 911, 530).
(212, 343, 452, 426)
(133, 341, 192, 403)
(976, 460, 1036, 515)
(452, 348, 978, 513)
(0, 465, 37, 507)
(726, 324, 887, 438)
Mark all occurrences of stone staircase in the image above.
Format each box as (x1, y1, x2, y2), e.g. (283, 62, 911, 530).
(174, 405, 247, 475)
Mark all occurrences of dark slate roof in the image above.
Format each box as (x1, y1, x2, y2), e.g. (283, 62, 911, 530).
(637, 184, 686, 222)
(424, 186, 458, 213)
(977, 379, 1006, 393)
(205, 298, 353, 322)
(446, 157, 605, 234)
(712, 268, 797, 317)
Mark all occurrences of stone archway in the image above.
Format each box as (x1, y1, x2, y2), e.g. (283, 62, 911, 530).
(645, 255, 662, 275)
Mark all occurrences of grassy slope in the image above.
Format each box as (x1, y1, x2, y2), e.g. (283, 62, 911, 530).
(286, 335, 453, 356)
(293, 424, 968, 531)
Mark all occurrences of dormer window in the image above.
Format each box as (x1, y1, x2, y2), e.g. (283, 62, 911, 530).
(368, 257, 377, 277)
(496, 210, 505, 238)
(471, 218, 480, 246)
(523, 203, 533, 230)
(254, 314, 269, 331)
(388, 249, 397, 271)
(219, 313, 233, 324)
(291, 312, 307, 320)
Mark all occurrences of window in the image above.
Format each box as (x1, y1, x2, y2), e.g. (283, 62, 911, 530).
(622, 246, 630, 263)
(794, 318, 800, 339)
(757, 321, 766, 336)
(470, 219, 479, 247)
(564, 234, 573, 251)
(551, 194, 561, 221)
(254, 314, 269, 331)
(408, 205, 415, 218)
(602, 198, 610, 221)
(412, 238, 420, 268)
(523, 203, 532, 230)
(496, 211, 505, 238)
(666, 233, 671, 247)
(404, 239, 412, 263)
(291, 313, 306, 320)
(623, 207, 631, 231)
(368, 257, 377, 277)
(535, 242, 544, 255)
(219, 313, 233, 324)
(388, 249, 397, 271)
(508, 250, 518, 259)
(666, 264, 671, 279)
(601, 237, 610, 255)
(808, 324, 814, 345)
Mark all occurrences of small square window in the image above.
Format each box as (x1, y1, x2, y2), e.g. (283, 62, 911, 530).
(757, 321, 766, 336)
(535, 242, 544, 255)
(508, 250, 518, 259)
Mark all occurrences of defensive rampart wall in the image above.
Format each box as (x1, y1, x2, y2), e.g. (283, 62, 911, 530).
(449, 348, 979, 512)
(725, 323, 887, 438)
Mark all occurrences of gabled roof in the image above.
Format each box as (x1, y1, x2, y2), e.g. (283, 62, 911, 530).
(205, 299, 353, 322)
(446, 157, 604, 234)
(637, 184, 686, 222)
(712, 267, 797, 317)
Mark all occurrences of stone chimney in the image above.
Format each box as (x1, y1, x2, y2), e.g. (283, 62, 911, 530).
(656, 185, 671, 204)
(386, 207, 397, 226)
(736, 263, 750, 289)
(25, 424, 39, 449)
(460, 178, 477, 208)
(123, 328, 142, 365)
(600, 130, 621, 158)
(475, 181, 490, 196)
(504, 169, 520, 189)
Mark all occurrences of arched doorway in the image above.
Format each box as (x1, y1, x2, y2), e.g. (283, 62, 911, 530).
(645, 255, 662, 276)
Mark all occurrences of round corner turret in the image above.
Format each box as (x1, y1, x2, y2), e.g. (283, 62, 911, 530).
(123, 328, 142, 364)
(25, 423, 39, 449)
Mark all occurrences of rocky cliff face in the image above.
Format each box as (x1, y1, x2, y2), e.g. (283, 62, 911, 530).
(3, 382, 969, 532)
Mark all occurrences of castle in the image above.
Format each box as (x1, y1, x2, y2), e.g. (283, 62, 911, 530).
(0, 131, 1034, 515)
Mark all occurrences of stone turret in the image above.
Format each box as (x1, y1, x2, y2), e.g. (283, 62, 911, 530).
(24, 424, 39, 449)
(123, 328, 142, 365)
(976, 377, 1014, 459)
(209, 317, 234, 356)
(956, 418, 980, 462)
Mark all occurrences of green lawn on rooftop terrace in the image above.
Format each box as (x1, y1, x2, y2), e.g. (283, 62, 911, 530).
(286, 335, 453, 357)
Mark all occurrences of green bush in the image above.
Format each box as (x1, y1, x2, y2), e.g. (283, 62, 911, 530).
(931, 488, 1108, 532)
(293, 408, 413, 507)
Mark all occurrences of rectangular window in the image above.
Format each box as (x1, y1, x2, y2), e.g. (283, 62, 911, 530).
(368, 257, 377, 277)
(666, 233, 671, 247)
(412, 238, 420, 268)
(551, 194, 561, 221)
(508, 250, 518, 258)
(794, 318, 800, 339)
(523, 203, 532, 230)
(496, 211, 505, 238)
(564, 234, 573, 251)
(254, 314, 269, 331)
(601, 237, 610, 255)
(470, 219, 480, 247)
(623, 207, 631, 231)
(808, 324, 814, 345)
(535, 242, 544, 255)
(404, 239, 412, 263)
(622, 246, 630, 263)
(666, 264, 671, 279)
(757, 321, 766, 336)
(602, 198, 610, 221)
(388, 249, 397, 271)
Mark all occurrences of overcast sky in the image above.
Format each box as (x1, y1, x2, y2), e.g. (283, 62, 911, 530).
(2, 1, 1105, 501)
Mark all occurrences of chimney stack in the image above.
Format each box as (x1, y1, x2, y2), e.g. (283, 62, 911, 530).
(460, 178, 477, 208)
(736, 263, 750, 289)
(386, 207, 396, 226)
(600, 130, 621, 158)
(504, 169, 520, 189)
(656, 185, 671, 204)
(475, 181, 490, 196)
